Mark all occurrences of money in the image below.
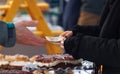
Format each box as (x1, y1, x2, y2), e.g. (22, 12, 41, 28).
(45, 36, 65, 43)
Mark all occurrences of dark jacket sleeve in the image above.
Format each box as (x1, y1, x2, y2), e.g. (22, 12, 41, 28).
(72, 25, 100, 36)
(0, 21, 16, 47)
(64, 33, 120, 68)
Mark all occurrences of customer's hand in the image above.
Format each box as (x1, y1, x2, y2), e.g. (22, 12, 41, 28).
(14, 20, 46, 46)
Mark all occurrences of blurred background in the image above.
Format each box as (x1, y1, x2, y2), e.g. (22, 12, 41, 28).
(0, 0, 68, 57)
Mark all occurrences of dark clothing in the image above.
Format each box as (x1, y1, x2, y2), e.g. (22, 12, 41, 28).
(64, 0, 120, 74)
(81, 0, 105, 16)
(0, 21, 16, 47)
(63, 0, 81, 31)
(62, 0, 105, 31)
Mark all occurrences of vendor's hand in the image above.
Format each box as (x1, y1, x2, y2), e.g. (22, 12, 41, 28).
(55, 31, 73, 49)
(53, 39, 64, 50)
(59, 40, 64, 49)
(14, 20, 46, 46)
(60, 31, 73, 38)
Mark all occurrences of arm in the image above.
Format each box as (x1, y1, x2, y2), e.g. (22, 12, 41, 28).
(64, 33, 120, 67)
(14, 20, 46, 46)
(0, 21, 16, 47)
(72, 25, 100, 36)
(0, 20, 46, 47)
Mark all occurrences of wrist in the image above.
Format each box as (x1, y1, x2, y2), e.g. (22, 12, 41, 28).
(7, 22, 15, 29)
(0, 21, 16, 47)
(6, 22, 16, 47)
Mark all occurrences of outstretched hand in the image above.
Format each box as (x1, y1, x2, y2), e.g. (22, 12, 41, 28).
(14, 20, 46, 46)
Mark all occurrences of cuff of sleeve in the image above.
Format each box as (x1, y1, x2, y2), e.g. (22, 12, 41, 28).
(64, 37, 75, 53)
(64, 36, 79, 58)
(72, 25, 85, 36)
(72, 25, 100, 36)
(64, 34, 84, 59)
(4, 22, 16, 47)
(7, 22, 15, 29)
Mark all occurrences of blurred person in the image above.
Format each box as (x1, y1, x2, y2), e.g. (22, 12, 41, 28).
(62, 0, 81, 30)
(61, 0, 105, 31)
(57, 0, 70, 26)
(59, 0, 120, 74)
(44, 0, 59, 8)
(0, 20, 46, 47)
(78, 0, 105, 26)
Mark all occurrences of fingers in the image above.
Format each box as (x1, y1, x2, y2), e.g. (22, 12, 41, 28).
(25, 39, 46, 46)
(18, 39, 45, 46)
(53, 40, 64, 49)
(22, 20, 38, 27)
(23, 30, 46, 46)
(58, 41, 64, 49)
(17, 35, 46, 46)
(60, 31, 73, 38)
(16, 26, 46, 46)
(31, 35, 46, 44)
(14, 20, 38, 27)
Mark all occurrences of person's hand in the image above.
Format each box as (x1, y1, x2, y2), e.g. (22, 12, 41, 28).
(60, 31, 73, 38)
(55, 31, 73, 49)
(59, 40, 64, 49)
(14, 20, 46, 46)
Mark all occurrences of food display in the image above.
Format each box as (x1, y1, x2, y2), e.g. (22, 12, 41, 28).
(0, 54, 27, 70)
(0, 54, 95, 74)
(32, 54, 82, 68)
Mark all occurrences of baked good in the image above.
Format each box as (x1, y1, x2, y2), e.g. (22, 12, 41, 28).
(30, 55, 39, 62)
(22, 54, 95, 74)
(32, 54, 82, 68)
(4, 54, 30, 70)
(5, 54, 29, 62)
(0, 54, 4, 60)
(0, 61, 9, 69)
(9, 61, 31, 70)
(0, 54, 9, 69)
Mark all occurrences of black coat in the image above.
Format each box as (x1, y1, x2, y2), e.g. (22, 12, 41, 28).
(64, 0, 120, 74)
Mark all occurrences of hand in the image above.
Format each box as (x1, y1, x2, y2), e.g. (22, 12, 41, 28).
(55, 31, 73, 49)
(59, 40, 64, 49)
(60, 31, 73, 38)
(52, 39, 65, 50)
(14, 20, 46, 46)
